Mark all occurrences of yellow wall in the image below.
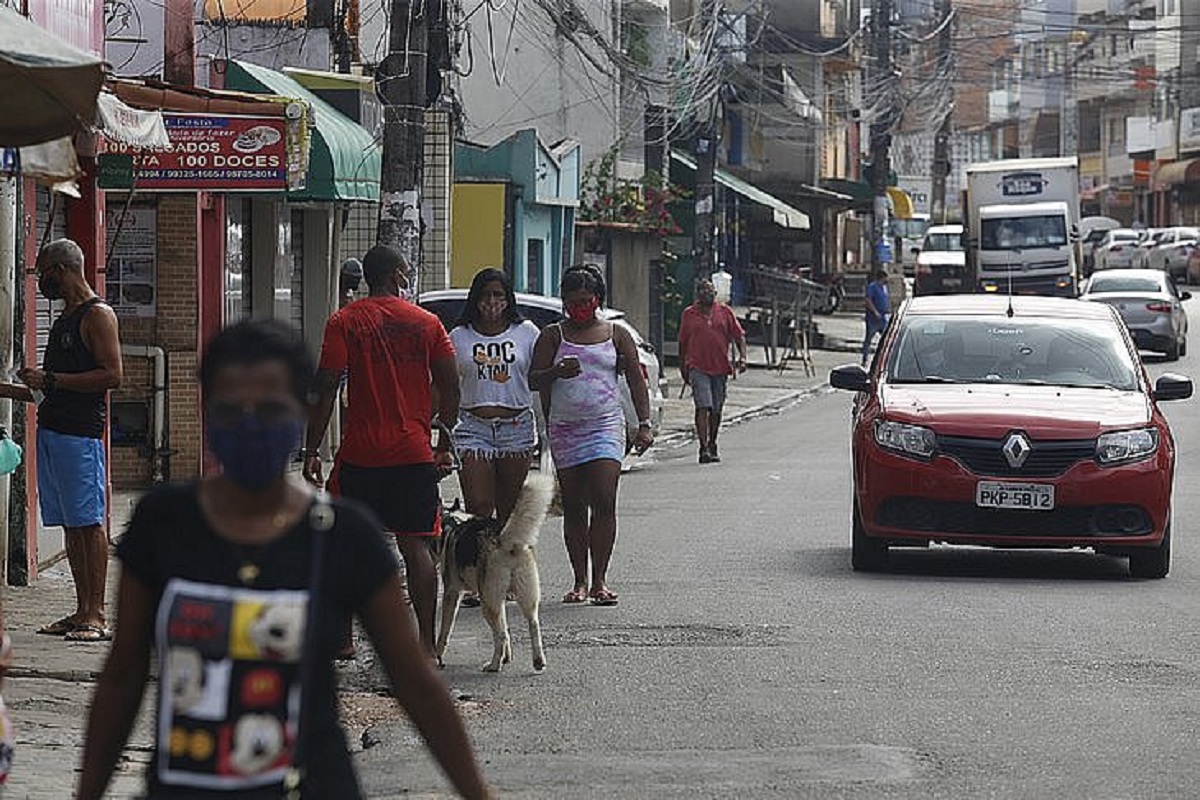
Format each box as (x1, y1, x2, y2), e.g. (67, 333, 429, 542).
(451, 183, 507, 288)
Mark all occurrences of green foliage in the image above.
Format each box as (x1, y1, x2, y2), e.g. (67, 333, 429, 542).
(579, 145, 686, 239)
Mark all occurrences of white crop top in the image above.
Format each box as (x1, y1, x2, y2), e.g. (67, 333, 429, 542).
(450, 320, 541, 410)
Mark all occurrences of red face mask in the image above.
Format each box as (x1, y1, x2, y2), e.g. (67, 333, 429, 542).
(566, 296, 599, 322)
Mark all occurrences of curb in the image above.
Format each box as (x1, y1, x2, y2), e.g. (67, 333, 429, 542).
(654, 382, 835, 451)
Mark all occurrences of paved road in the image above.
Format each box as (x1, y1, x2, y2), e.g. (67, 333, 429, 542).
(363, 310, 1200, 798)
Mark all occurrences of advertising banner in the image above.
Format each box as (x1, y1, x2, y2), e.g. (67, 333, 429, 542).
(103, 114, 294, 192)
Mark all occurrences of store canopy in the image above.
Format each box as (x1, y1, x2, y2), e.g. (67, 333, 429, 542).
(819, 178, 916, 217)
(224, 60, 380, 202)
(0, 6, 103, 146)
(1154, 159, 1200, 188)
(671, 151, 810, 230)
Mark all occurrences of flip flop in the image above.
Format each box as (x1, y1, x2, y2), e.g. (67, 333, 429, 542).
(562, 588, 589, 604)
(64, 623, 112, 642)
(37, 617, 79, 636)
(589, 589, 619, 606)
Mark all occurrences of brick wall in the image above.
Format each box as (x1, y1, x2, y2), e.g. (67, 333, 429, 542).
(109, 194, 203, 488)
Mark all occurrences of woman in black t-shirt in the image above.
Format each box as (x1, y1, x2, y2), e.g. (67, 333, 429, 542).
(76, 319, 493, 800)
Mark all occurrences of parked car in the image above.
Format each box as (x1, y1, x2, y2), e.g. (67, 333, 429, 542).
(1188, 245, 1200, 285)
(1132, 228, 1167, 268)
(1080, 269, 1190, 361)
(830, 294, 1191, 577)
(1147, 226, 1200, 281)
(912, 223, 967, 296)
(1091, 228, 1141, 272)
(418, 289, 667, 450)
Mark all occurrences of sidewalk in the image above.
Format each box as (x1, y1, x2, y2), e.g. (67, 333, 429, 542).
(1, 330, 866, 796)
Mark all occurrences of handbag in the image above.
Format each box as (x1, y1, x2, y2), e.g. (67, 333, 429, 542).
(282, 493, 334, 799)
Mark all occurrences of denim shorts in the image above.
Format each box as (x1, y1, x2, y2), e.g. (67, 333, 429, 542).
(453, 408, 537, 459)
(690, 371, 729, 413)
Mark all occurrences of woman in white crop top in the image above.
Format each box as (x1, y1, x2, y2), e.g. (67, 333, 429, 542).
(449, 269, 540, 530)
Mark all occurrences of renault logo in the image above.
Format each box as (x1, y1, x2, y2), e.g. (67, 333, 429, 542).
(1002, 432, 1032, 468)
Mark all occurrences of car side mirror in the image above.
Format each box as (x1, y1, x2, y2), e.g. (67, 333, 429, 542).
(1154, 373, 1193, 402)
(830, 364, 872, 392)
(910, 247, 921, 256)
(1182, 291, 1192, 301)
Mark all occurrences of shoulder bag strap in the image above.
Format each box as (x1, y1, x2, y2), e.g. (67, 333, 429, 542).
(284, 492, 334, 800)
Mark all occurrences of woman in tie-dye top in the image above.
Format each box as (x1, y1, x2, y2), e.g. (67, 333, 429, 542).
(530, 266, 654, 607)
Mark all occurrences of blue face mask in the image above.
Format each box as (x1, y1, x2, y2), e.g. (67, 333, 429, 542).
(206, 412, 302, 491)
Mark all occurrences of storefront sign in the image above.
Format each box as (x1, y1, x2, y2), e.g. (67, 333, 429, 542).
(104, 207, 156, 318)
(103, 114, 291, 191)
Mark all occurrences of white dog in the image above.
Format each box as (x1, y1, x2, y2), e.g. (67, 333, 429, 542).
(434, 476, 553, 673)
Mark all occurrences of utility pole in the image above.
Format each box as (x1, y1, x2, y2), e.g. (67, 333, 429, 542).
(870, 0, 894, 270)
(693, 0, 720, 278)
(376, 0, 427, 290)
(1060, 34, 1079, 157)
(930, 0, 953, 224)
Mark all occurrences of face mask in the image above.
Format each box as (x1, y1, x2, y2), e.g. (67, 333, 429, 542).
(480, 299, 508, 320)
(566, 297, 599, 322)
(697, 289, 716, 304)
(38, 269, 62, 301)
(207, 412, 301, 491)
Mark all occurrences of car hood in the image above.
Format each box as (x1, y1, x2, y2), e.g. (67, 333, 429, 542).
(917, 251, 965, 267)
(880, 383, 1151, 438)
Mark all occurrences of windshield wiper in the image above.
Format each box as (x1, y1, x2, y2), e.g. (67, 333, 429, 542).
(891, 375, 963, 384)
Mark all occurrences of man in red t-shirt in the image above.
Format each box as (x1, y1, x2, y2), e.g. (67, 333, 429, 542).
(303, 244, 460, 655)
(678, 277, 747, 464)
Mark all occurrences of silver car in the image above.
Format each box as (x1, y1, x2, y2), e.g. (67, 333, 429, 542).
(418, 289, 668, 447)
(1081, 269, 1190, 361)
(1147, 226, 1200, 281)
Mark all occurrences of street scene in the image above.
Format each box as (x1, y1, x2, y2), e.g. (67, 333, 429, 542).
(4, 0, 1200, 797)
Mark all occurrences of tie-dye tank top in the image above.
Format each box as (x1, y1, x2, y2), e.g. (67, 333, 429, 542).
(547, 325, 626, 467)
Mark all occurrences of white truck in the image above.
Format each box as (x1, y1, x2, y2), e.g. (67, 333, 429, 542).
(964, 157, 1081, 296)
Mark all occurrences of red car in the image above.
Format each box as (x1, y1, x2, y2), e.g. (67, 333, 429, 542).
(832, 295, 1192, 578)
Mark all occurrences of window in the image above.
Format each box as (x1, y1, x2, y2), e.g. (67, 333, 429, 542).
(980, 215, 1069, 250)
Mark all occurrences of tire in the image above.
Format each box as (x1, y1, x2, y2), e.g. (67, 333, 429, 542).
(1182, 337, 1189, 357)
(1165, 339, 1181, 361)
(852, 499, 889, 572)
(1129, 521, 1171, 579)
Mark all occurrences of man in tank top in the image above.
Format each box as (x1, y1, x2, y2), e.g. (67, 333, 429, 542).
(0, 239, 123, 642)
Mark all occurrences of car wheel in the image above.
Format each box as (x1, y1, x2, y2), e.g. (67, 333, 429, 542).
(1183, 337, 1189, 357)
(852, 498, 889, 572)
(1128, 521, 1171, 579)
(1165, 339, 1181, 361)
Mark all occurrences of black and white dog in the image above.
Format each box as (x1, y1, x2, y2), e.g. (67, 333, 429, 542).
(433, 476, 553, 672)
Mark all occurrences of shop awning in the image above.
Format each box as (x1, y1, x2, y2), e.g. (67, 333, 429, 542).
(887, 187, 914, 219)
(1154, 158, 1200, 187)
(671, 151, 810, 229)
(0, 6, 103, 146)
(819, 179, 916, 217)
(224, 60, 380, 202)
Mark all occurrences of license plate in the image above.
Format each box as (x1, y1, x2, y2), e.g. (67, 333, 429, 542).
(975, 481, 1055, 511)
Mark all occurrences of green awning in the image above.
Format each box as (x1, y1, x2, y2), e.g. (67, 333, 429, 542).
(671, 151, 810, 230)
(224, 60, 379, 202)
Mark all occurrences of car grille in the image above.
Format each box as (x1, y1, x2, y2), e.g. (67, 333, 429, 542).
(937, 435, 1095, 477)
(876, 498, 1152, 537)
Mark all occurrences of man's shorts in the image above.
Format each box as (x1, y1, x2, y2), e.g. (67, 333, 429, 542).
(37, 427, 106, 528)
(690, 370, 729, 413)
(333, 461, 441, 537)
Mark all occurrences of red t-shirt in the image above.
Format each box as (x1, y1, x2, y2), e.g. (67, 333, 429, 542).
(318, 296, 455, 467)
(679, 302, 745, 376)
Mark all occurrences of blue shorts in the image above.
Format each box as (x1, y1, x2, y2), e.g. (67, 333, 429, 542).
(37, 427, 106, 528)
(454, 408, 537, 460)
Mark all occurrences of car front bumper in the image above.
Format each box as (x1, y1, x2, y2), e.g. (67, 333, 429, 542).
(856, 442, 1172, 549)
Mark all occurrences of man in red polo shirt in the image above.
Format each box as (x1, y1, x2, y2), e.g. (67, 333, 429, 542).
(303, 244, 460, 655)
(678, 276, 747, 464)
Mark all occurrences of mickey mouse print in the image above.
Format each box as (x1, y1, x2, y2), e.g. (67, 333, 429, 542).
(155, 579, 308, 790)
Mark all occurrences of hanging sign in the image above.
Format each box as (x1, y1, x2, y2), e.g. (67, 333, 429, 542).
(101, 114, 291, 191)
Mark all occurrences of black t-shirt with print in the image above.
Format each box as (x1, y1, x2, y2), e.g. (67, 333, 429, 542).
(116, 482, 399, 799)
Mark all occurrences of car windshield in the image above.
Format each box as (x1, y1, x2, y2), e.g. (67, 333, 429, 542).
(1105, 232, 1138, 245)
(1087, 275, 1164, 294)
(888, 316, 1140, 390)
(924, 232, 964, 251)
(890, 218, 929, 239)
(980, 215, 1068, 250)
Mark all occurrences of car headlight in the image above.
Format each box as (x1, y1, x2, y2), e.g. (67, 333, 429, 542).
(873, 420, 937, 460)
(1096, 428, 1159, 466)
